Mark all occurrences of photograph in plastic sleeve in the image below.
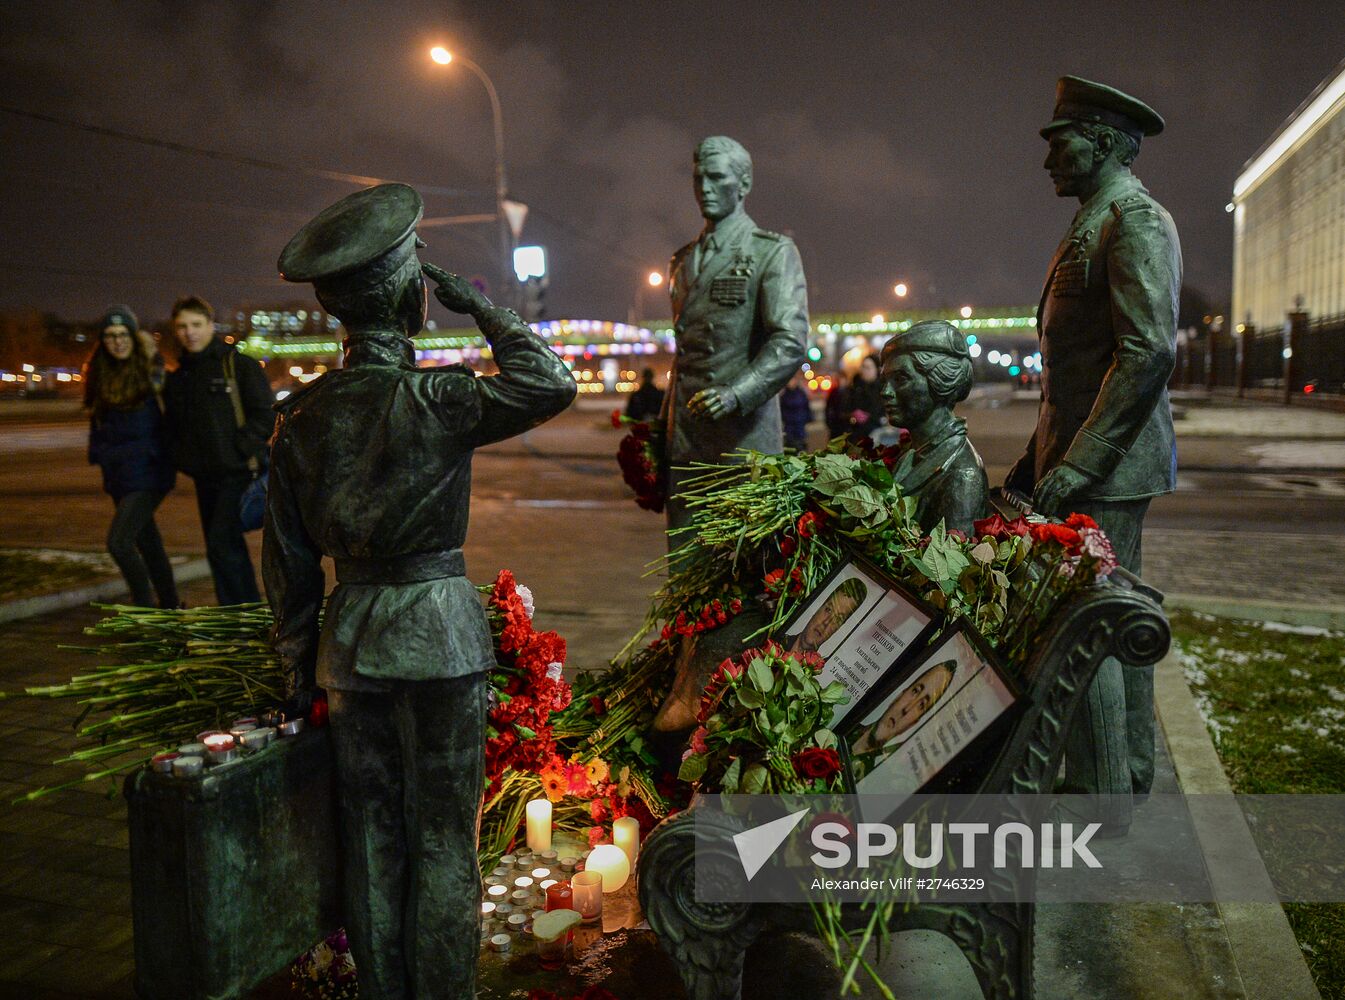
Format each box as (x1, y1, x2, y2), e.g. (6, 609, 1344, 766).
(814, 572, 939, 729)
(843, 622, 1017, 797)
(781, 560, 884, 658)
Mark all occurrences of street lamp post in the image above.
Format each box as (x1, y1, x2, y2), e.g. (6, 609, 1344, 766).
(430, 46, 513, 308)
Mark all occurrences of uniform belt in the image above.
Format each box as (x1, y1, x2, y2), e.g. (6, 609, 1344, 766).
(334, 549, 466, 585)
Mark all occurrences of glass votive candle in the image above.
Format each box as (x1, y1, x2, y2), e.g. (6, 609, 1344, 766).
(545, 880, 573, 912)
(571, 870, 602, 924)
(535, 926, 567, 969)
(486, 884, 509, 901)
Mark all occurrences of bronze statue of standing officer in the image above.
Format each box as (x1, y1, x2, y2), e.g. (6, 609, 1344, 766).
(1006, 77, 1181, 832)
(662, 136, 810, 539)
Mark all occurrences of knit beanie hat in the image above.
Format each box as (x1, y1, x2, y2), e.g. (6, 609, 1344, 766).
(100, 304, 139, 334)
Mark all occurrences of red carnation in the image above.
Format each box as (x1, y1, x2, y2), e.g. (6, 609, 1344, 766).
(792, 747, 843, 780)
(1030, 522, 1082, 551)
(796, 510, 825, 538)
(1065, 512, 1099, 530)
(764, 568, 786, 593)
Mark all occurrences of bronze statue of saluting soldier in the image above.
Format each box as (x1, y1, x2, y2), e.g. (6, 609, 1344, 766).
(265, 183, 576, 998)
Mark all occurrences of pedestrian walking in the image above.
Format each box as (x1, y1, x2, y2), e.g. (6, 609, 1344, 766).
(83, 305, 179, 608)
(163, 295, 274, 605)
(624, 367, 665, 421)
(825, 372, 850, 439)
(779, 373, 812, 452)
(847, 354, 884, 441)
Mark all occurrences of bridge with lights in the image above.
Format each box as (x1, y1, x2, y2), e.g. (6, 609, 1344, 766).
(234, 305, 1044, 394)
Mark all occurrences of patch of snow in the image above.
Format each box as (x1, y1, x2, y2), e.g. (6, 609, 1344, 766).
(1276, 744, 1300, 754)
(1259, 620, 1335, 637)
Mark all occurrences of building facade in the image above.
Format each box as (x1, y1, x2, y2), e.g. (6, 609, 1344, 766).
(1232, 58, 1345, 331)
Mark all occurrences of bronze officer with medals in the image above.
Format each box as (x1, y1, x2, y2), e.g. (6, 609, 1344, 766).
(1006, 77, 1181, 831)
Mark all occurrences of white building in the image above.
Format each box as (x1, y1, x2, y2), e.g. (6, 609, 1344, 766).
(1232, 57, 1345, 331)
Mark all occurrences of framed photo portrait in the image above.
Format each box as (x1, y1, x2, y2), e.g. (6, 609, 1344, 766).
(840, 620, 1018, 797)
(780, 556, 939, 728)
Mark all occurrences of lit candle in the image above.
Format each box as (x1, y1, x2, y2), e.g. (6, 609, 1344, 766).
(613, 816, 640, 870)
(539, 879, 558, 891)
(531, 867, 552, 880)
(545, 879, 573, 912)
(202, 733, 235, 753)
(513, 876, 534, 890)
(487, 884, 508, 901)
(571, 870, 602, 923)
(481, 901, 497, 918)
(585, 844, 631, 893)
(526, 798, 553, 853)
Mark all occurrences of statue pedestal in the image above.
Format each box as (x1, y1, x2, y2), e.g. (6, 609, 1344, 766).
(124, 728, 341, 1000)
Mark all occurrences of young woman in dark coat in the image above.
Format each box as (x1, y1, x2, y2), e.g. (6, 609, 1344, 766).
(84, 305, 180, 608)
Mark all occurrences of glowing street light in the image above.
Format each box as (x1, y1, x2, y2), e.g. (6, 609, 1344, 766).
(893, 282, 908, 298)
(429, 44, 511, 304)
(959, 305, 973, 319)
(647, 271, 664, 287)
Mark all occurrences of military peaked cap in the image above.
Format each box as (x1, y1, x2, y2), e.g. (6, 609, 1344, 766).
(278, 183, 424, 284)
(884, 320, 969, 359)
(1041, 76, 1164, 141)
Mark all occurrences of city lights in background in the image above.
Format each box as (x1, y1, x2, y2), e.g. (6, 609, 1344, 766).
(647, 271, 663, 287)
(893, 282, 908, 298)
(870, 313, 885, 325)
(429, 46, 452, 65)
(960, 305, 973, 319)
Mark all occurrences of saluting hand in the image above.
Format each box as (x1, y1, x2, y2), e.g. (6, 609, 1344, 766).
(422, 263, 489, 316)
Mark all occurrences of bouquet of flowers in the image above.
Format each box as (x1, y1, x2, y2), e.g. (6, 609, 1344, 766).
(677, 641, 850, 795)
(613, 413, 666, 513)
(290, 928, 357, 1000)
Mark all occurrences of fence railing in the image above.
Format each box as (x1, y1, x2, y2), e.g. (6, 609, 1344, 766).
(1172, 312, 1345, 400)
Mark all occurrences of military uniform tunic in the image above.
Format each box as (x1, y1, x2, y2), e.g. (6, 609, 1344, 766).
(1008, 172, 1181, 501)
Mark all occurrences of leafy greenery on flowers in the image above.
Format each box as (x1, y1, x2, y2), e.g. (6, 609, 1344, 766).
(677, 642, 850, 794)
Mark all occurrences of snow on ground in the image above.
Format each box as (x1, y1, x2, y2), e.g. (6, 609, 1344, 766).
(1173, 405, 1345, 439)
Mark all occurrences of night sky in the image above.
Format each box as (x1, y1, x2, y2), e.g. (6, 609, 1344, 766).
(3, 1, 1344, 326)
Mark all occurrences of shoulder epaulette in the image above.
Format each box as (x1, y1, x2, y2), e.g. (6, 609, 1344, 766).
(752, 228, 785, 242)
(1110, 194, 1151, 220)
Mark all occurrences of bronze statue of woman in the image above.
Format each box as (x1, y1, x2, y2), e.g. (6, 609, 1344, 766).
(878, 319, 988, 536)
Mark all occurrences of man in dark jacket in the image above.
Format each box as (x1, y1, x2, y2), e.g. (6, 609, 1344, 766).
(624, 367, 664, 421)
(778, 373, 812, 452)
(265, 183, 576, 1000)
(163, 295, 274, 605)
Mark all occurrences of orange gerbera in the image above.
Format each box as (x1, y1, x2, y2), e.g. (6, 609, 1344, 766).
(539, 767, 568, 803)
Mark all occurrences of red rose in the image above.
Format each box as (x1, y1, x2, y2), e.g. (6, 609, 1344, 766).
(1065, 512, 1099, 530)
(610, 409, 623, 429)
(792, 747, 842, 780)
(780, 536, 797, 557)
(729, 598, 743, 614)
